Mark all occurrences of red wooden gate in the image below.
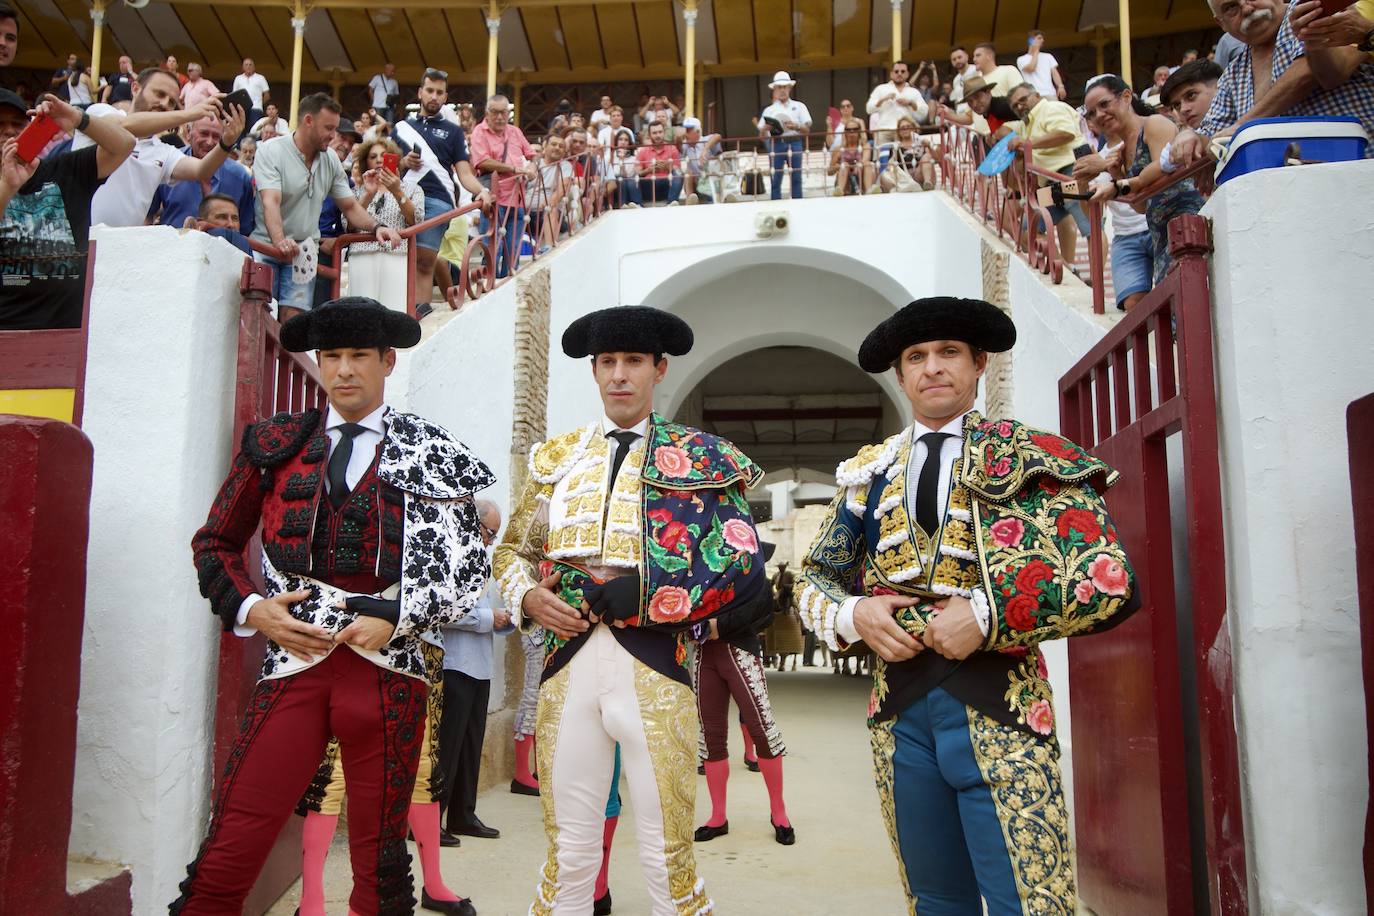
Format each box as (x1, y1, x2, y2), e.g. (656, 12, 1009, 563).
(1058, 214, 1247, 915)
(1348, 393, 1374, 907)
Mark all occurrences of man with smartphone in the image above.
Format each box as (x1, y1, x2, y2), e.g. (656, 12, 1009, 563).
(72, 67, 246, 229)
(0, 90, 135, 330)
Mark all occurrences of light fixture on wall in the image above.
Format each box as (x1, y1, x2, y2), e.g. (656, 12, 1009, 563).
(755, 210, 790, 239)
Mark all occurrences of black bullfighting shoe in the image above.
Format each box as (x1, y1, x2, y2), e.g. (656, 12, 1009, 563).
(694, 822, 729, 842)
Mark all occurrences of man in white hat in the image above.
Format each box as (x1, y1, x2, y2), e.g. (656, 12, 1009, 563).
(757, 71, 812, 199)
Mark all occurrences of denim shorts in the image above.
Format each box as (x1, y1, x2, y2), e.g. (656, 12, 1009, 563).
(253, 251, 314, 313)
(414, 193, 455, 252)
(1044, 165, 1093, 237)
(1110, 230, 1154, 306)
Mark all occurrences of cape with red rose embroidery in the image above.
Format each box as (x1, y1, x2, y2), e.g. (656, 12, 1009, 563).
(959, 414, 1118, 503)
(639, 414, 765, 492)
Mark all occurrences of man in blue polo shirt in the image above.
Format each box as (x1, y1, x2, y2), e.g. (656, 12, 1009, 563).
(150, 114, 255, 236)
(394, 67, 491, 313)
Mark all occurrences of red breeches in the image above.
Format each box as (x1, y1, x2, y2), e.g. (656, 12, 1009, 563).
(694, 641, 786, 763)
(170, 648, 428, 916)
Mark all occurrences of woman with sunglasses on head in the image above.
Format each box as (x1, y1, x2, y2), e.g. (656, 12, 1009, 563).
(343, 137, 423, 306)
(1075, 74, 1203, 294)
(879, 116, 936, 192)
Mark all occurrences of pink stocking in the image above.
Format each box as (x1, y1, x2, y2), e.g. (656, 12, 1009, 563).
(757, 756, 790, 828)
(299, 811, 338, 916)
(703, 759, 730, 827)
(408, 801, 462, 902)
(515, 734, 538, 788)
(594, 815, 619, 899)
(740, 722, 757, 764)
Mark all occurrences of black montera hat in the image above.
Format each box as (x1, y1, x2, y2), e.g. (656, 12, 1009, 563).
(280, 296, 422, 353)
(561, 306, 694, 358)
(858, 297, 1016, 373)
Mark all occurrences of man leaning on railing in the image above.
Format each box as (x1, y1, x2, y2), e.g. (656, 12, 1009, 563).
(1170, 0, 1374, 168)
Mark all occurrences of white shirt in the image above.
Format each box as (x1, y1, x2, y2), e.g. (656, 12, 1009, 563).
(835, 411, 990, 645)
(951, 64, 980, 105)
(866, 81, 929, 131)
(369, 73, 399, 109)
(1090, 143, 1148, 237)
(601, 413, 650, 452)
(250, 115, 289, 137)
(589, 109, 612, 129)
(759, 99, 812, 138)
(78, 110, 187, 227)
(1016, 51, 1060, 98)
(233, 72, 271, 110)
(233, 404, 390, 635)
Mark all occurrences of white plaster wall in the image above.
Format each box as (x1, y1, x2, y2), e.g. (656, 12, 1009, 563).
(1206, 160, 1374, 915)
(391, 282, 523, 710)
(72, 226, 248, 913)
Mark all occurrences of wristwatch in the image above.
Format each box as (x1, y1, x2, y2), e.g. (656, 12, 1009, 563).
(218, 138, 233, 153)
(1358, 28, 1374, 53)
(1114, 179, 1132, 198)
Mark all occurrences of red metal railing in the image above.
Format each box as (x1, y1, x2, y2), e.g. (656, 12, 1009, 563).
(1058, 213, 1247, 914)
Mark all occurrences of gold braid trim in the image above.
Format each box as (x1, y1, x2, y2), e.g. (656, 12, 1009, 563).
(632, 662, 714, 914)
(966, 706, 1077, 915)
(530, 667, 572, 915)
(868, 718, 918, 916)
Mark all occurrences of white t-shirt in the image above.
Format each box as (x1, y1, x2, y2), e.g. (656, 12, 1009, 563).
(1091, 144, 1147, 237)
(93, 140, 186, 227)
(589, 109, 612, 129)
(369, 74, 399, 109)
(251, 115, 289, 137)
(1016, 51, 1060, 99)
(525, 159, 573, 210)
(759, 99, 812, 138)
(233, 72, 270, 110)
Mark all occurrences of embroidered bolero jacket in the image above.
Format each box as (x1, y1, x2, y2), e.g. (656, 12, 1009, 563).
(192, 408, 496, 680)
(493, 414, 769, 675)
(798, 412, 1138, 734)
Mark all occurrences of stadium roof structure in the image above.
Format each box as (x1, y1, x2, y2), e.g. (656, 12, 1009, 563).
(12, 0, 1217, 90)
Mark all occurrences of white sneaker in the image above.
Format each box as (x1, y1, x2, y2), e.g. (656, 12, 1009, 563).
(625, 202, 640, 209)
(668, 200, 680, 206)
(686, 193, 699, 205)
(724, 192, 740, 203)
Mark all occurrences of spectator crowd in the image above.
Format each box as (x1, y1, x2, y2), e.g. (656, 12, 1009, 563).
(2, 0, 1372, 330)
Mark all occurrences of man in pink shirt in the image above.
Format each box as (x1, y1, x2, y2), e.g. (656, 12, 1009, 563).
(180, 62, 219, 110)
(469, 94, 536, 277)
(635, 121, 682, 205)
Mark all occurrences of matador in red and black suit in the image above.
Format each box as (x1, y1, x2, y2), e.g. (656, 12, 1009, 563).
(170, 297, 495, 916)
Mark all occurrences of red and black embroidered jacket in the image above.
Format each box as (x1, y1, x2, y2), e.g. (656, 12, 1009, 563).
(193, 409, 406, 630)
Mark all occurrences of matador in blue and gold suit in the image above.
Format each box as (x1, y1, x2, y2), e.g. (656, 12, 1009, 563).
(799, 297, 1138, 915)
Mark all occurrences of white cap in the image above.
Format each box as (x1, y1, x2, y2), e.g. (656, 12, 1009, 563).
(768, 70, 796, 88)
(682, 117, 702, 130)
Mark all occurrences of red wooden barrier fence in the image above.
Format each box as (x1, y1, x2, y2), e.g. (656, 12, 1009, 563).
(1348, 393, 1374, 908)
(1058, 213, 1247, 915)
(0, 416, 131, 915)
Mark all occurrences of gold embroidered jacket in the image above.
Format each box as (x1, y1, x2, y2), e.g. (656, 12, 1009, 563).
(798, 412, 1137, 734)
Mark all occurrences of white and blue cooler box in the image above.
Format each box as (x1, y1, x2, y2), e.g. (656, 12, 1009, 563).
(1216, 116, 1369, 186)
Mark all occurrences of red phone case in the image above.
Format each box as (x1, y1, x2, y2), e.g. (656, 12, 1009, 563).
(1319, 0, 1349, 15)
(382, 152, 400, 174)
(15, 114, 61, 163)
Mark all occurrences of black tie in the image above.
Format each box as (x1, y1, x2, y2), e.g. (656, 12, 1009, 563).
(914, 432, 952, 537)
(327, 423, 366, 509)
(607, 430, 639, 484)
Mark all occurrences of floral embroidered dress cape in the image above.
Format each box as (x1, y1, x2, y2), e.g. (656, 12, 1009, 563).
(798, 412, 1138, 736)
(494, 413, 768, 684)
